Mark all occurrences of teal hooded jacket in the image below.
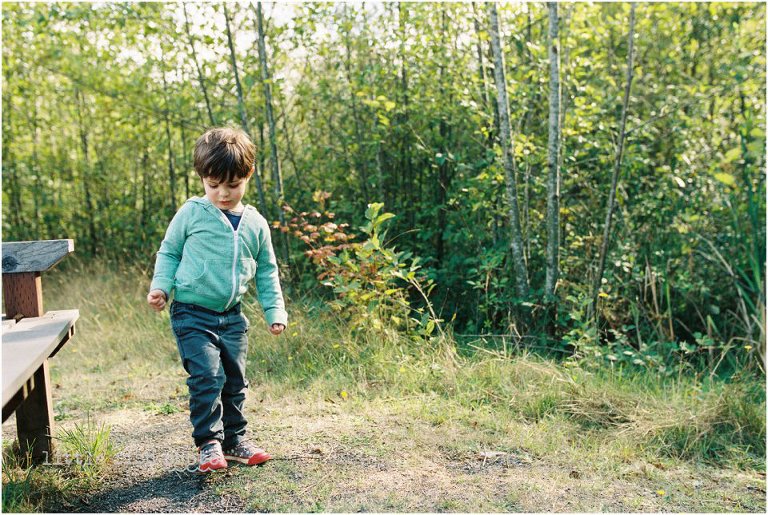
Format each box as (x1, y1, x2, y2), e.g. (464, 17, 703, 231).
(150, 197, 287, 327)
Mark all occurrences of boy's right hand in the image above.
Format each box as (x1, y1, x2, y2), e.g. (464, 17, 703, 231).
(147, 289, 167, 311)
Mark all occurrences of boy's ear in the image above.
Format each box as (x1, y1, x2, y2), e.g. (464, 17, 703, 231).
(246, 165, 255, 180)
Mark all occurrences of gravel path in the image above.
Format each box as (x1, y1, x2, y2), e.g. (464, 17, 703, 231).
(3, 401, 766, 512)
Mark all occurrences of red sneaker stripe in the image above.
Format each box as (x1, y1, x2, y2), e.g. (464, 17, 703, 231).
(248, 452, 271, 465)
(224, 451, 271, 466)
(199, 457, 228, 472)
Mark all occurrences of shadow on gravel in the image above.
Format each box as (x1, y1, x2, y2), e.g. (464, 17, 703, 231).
(73, 470, 246, 513)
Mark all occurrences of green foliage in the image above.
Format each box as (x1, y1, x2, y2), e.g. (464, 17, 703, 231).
(1, 2, 765, 375)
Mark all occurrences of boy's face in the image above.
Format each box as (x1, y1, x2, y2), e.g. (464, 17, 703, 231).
(202, 171, 251, 210)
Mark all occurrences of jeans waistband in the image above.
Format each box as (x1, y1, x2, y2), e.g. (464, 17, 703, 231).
(172, 300, 241, 316)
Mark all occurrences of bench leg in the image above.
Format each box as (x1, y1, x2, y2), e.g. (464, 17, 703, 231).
(2, 271, 44, 319)
(15, 361, 55, 465)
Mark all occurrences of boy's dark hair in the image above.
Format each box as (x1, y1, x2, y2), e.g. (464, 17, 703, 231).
(194, 127, 255, 182)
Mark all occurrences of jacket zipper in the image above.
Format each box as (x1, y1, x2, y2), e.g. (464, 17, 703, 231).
(226, 230, 239, 309)
(210, 200, 245, 311)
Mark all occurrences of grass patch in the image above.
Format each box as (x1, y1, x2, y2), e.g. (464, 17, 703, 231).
(644, 380, 766, 467)
(55, 417, 119, 481)
(1, 459, 37, 513)
(2, 418, 118, 512)
(143, 401, 183, 416)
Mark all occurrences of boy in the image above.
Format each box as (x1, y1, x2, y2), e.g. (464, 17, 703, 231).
(147, 127, 287, 473)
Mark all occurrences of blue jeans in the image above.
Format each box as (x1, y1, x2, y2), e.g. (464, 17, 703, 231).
(170, 301, 250, 449)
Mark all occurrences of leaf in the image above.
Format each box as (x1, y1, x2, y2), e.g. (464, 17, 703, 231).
(714, 173, 736, 186)
(723, 147, 741, 163)
(375, 213, 395, 226)
(747, 141, 763, 155)
(365, 203, 384, 220)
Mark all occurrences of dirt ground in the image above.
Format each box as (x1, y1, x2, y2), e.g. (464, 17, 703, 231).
(3, 392, 766, 513)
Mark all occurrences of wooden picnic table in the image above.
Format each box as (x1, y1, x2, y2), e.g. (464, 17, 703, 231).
(2, 239, 79, 464)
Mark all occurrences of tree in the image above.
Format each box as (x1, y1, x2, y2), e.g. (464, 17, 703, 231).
(182, 2, 216, 126)
(544, 2, 562, 336)
(222, 3, 269, 216)
(590, 3, 637, 319)
(487, 3, 530, 299)
(545, 2, 561, 300)
(255, 1, 289, 262)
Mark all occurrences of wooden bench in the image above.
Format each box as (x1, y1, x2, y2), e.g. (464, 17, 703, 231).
(2, 239, 79, 464)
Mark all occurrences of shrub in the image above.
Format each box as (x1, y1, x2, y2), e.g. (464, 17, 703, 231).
(282, 196, 442, 341)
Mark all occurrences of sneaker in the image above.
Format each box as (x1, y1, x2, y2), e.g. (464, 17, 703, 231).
(198, 440, 228, 472)
(223, 440, 272, 466)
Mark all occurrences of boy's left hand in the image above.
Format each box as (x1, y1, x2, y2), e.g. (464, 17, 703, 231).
(269, 323, 285, 335)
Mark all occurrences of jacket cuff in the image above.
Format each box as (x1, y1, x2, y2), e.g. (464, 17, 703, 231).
(265, 309, 288, 327)
(150, 278, 173, 299)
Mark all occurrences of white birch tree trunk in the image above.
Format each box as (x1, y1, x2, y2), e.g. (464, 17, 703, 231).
(545, 2, 561, 300)
(487, 3, 530, 299)
(255, 2, 289, 262)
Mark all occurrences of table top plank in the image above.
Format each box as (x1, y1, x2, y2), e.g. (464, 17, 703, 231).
(1, 240, 75, 273)
(2, 310, 79, 402)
